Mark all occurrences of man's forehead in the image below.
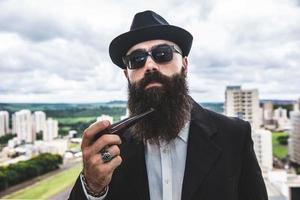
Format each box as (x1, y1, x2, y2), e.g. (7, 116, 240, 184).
(126, 39, 179, 55)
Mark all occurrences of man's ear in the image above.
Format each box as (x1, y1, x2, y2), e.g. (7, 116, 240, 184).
(123, 69, 129, 79)
(182, 57, 188, 74)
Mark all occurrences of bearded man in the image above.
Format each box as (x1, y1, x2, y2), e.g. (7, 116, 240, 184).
(69, 10, 268, 200)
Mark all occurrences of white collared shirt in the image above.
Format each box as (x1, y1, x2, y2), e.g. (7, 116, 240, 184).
(81, 121, 190, 200)
(145, 121, 190, 200)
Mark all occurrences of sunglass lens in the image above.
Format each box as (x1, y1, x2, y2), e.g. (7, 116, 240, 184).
(128, 52, 147, 69)
(152, 45, 173, 63)
(123, 45, 176, 69)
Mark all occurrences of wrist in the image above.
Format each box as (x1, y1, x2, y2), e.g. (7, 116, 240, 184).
(81, 171, 107, 197)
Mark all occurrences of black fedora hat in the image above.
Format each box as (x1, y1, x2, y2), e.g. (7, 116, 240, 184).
(109, 10, 193, 69)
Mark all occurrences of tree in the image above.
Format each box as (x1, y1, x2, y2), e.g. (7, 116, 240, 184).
(0, 153, 63, 191)
(277, 135, 289, 145)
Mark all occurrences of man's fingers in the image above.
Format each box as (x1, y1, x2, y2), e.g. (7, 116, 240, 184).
(99, 145, 120, 163)
(80, 121, 123, 193)
(93, 156, 120, 176)
(105, 155, 123, 172)
(81, 120, 110, 149)
(90, 135, 122, 156)
(86, 145, 121, 169)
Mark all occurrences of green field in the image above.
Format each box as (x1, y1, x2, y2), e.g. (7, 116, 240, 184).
(55, 116, 123, 137)
(55, 116, 97, 125)
(2, 163, 82, 199)
(55, 116, 121, 125)
(68, 142, 81, 152)
(272, 132, 289, 159)
(55, 117, 98, 137)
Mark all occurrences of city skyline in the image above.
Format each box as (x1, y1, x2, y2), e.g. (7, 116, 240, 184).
(1, 87, 300, 199)
(0, 0, 300, 103)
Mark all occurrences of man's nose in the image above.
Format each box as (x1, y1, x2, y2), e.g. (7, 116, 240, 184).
(145, 56, 159, 73)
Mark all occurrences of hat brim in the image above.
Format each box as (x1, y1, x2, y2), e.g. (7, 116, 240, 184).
(109, 25, 193, 69)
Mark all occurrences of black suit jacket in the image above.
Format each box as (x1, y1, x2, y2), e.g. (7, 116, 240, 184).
(69, 100, 268, 200)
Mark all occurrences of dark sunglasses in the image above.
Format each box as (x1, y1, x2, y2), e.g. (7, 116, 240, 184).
(122, 44, 182, 69)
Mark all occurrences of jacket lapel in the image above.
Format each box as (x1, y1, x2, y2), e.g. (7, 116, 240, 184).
(181, 101, 222, 200)
(122, 137, 150, 200)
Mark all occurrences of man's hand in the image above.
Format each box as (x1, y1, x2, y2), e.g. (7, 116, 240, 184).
(81, 120, 122, 193)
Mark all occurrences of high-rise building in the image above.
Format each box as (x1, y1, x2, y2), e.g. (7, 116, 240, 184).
(263, 101, 273, 121)
(258, 107, 264, 128)
(252, 129, 273, 171)
(33, 111, 46, 134)
(0, 111, 9, 136)
(294, 99, 300, 112)
(273, 107, 289, 131)
(262, 101, 277, 130)
(12, 110, 35, 143)
(289, 111, 300, 165)
(225, 86, 260, 129)
(44, 118, 58, 141)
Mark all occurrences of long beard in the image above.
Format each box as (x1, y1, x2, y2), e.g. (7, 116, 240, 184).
(127, 69, 192, 143)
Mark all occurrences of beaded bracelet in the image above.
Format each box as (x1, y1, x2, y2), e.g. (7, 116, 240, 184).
(81, 171, 107, 197)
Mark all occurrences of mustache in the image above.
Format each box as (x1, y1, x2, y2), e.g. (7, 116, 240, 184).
(135, 71, 171, 89)
(127, 69, 191, 142)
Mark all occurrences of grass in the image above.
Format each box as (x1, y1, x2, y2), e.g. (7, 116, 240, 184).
(2, 163, 82, 199)
(55, 117, 97, 125)
(68, 142, 81, 152)
(55, 116, 122, 125)
(272, 131, 289, 159)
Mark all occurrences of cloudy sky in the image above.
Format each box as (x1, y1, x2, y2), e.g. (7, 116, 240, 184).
(0, 0, 299, 103)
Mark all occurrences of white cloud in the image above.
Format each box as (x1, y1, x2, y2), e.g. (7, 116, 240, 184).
(0, 0, 299, 103)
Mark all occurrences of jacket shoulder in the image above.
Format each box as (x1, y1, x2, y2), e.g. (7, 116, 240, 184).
(202, 107, 251, 138)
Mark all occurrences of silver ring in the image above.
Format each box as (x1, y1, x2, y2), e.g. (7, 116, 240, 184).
(101, 150, 112, 163)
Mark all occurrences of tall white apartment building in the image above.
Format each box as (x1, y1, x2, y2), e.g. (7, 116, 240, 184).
(263, 101, 274, 122)
(33, 111, 46, 134)
(258, 107, 264, 128)
(293, 99, 300, 112)
(289, 111, 300, 165)
(44, 118, 58, 141)
(12, 110, 35, 143)
(252, 129, 273, 171)
(225, 86, 260, 129)
(273, 107, 289, 131)
(0, 111, 9, 136)
(274, 107, 287, 119)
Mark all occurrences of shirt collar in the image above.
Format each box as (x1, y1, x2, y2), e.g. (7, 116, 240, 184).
(178, 120, 190, 143)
